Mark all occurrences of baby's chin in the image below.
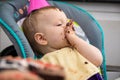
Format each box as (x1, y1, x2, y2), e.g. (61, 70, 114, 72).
(60, 44, 71, 49)
(49, 42, 70, 51)
(66, 41, 71, 47)
(54, 45, 69, 51)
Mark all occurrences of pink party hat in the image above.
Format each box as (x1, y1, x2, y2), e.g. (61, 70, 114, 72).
(28, 0, 50, 14)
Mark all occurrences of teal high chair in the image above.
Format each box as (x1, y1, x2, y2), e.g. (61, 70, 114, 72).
(0, 0, 107, 80)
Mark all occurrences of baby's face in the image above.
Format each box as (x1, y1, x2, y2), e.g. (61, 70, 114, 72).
(38, 8, 70, 50)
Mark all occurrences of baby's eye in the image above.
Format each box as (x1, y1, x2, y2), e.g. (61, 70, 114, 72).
(56, 24, 62, 26)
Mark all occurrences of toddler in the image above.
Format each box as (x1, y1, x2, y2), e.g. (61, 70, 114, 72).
(22, 5, 103, 80)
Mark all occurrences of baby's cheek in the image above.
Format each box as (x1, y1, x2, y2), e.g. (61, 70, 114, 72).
(60, 32, 65, 40)
(57, 33, 66, 44)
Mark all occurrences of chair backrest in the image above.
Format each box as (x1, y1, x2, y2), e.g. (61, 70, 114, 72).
(0, 0, 107, 80)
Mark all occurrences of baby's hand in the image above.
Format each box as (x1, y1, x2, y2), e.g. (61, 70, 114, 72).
(65, 20, 76, 47)
(65, 20, 75, 34)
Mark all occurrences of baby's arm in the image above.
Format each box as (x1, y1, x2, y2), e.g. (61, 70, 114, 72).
(65, 20, 103, 67)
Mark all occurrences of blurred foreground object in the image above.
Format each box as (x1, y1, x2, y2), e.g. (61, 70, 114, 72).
(0, 56, 65, 80)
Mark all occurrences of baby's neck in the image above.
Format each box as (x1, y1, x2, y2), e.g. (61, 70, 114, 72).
(40, 46, 57, 54)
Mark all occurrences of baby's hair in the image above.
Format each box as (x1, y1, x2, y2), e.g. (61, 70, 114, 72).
(22, 6, 62, 54)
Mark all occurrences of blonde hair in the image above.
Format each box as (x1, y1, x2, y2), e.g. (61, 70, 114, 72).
(22, 6, 62, 54)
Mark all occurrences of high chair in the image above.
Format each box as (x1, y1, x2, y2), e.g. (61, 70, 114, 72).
(0, 0, 107, 80)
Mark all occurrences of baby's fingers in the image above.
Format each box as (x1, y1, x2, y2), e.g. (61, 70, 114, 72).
(66, 20, 75, 31)
(66, 19, 73, 26)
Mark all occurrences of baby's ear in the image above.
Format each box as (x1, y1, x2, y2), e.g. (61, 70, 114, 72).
(34, 33, 47, 45)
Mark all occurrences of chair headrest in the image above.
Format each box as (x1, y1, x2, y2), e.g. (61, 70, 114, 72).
(0, 0, 35, 58)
